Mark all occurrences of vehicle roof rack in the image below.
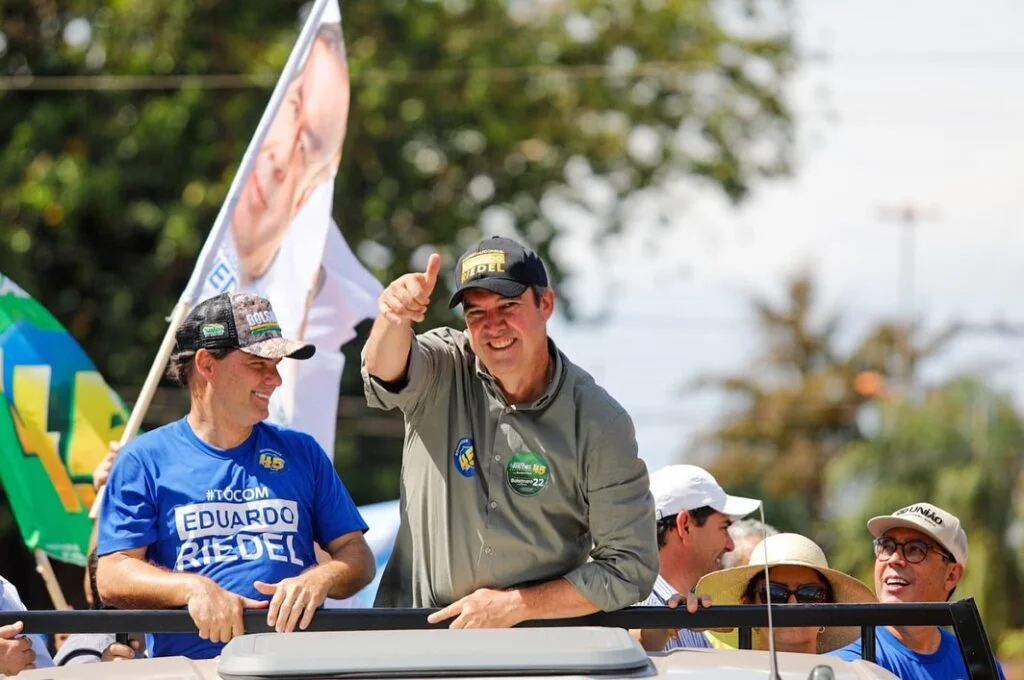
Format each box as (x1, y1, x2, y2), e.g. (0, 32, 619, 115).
(216, 627, 650, 679)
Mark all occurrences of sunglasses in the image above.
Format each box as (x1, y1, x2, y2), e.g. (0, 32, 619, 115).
(873, 536, 953, 564)
(755, 581, 831, 604)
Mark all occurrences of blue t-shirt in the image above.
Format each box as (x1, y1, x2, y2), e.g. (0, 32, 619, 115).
(97, 418, 367, 660)
(830, 625, 1005, 680)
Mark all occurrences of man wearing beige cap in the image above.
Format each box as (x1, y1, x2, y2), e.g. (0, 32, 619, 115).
(830, 502, 1005, 679)
(632, 465, 761, 651)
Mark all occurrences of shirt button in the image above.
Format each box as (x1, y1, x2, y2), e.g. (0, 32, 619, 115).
(504, 406, 513, 414)
(484, 547, 493, 555)
(494, 455, 501, 462)
(489, 501, 497, 509)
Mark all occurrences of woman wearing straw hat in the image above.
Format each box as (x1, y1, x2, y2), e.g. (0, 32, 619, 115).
(695, 533, 875, 654)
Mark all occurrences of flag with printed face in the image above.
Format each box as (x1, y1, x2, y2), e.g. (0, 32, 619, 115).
(0, 273, 129, 566)
(179, 0, 381, 457)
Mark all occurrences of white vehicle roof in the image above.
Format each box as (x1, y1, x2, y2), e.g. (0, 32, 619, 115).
(18, 627, 898, 680)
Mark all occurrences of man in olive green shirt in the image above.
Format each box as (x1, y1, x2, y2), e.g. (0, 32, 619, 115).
(361, 236, 657, 628)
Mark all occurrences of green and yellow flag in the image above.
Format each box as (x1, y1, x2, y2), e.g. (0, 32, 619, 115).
(0, 274, 128, 566)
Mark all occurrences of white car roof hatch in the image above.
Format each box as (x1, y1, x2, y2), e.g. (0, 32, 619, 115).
(217, 626, 651, 679)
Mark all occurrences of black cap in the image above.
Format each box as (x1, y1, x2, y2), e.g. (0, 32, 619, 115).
(448, 237, 548, 308)
(175, 292, 315, 360)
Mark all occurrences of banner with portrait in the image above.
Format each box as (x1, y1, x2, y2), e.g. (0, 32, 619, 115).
(181, 0, 381, 457)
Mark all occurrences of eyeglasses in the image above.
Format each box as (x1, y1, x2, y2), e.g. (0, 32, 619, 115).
(756, 581, 831, 604)
(873, 536, 953, 564)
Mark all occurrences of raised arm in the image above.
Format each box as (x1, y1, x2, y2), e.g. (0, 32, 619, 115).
(363, 253, 440, 382)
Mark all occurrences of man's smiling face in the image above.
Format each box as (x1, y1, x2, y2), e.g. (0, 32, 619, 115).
(874, 527, 962, 603)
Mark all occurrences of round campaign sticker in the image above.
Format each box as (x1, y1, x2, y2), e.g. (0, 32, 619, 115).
(505, 451, 551, 497)
(453, 437, 476, 478)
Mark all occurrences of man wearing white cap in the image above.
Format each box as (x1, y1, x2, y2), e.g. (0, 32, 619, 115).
(830, 502, 1005, 679)
(631, 465, 761, 651)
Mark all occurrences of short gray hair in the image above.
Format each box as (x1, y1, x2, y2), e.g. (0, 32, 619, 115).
(730, 518, 779, 541)
(720, 519, 779, 569)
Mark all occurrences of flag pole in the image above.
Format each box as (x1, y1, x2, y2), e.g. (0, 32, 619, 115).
(87, 0, 334, 519)
(34, 549, 69, 611)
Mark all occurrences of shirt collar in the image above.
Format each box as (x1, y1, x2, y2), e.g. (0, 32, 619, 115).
(651, 574, 679, 604)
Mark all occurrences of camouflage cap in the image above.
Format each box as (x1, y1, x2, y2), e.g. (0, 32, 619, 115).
(175, 293, 315, 360)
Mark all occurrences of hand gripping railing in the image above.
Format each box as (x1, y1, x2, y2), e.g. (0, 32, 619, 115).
(0, 599, 1000, 680)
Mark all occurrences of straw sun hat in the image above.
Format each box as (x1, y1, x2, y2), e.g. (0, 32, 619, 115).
(695, 533, 876, 653)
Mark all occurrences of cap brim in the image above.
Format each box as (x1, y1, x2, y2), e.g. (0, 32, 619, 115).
(449, 279, 529, 308)
(241, 338, 316, 361)
(719, 495, 762, 520)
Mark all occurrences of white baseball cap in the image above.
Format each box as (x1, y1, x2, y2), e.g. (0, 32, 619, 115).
(867, 502, 968, 565)
(650, 464, 761, 521)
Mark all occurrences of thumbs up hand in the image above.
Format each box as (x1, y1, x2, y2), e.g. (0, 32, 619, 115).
(378, 253, 441, 325)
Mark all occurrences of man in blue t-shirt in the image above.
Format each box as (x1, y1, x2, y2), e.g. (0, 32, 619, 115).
(97, 292, 375, 659)
(829, 502, 1005, 680)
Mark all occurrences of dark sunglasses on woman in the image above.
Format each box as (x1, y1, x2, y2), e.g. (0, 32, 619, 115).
(756, 582, 831, 604)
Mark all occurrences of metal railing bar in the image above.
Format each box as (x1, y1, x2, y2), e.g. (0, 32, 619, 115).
(950, 600, 999, 680)
(0, 602, 960, 635)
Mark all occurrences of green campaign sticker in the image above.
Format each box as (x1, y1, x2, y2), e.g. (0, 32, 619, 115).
(505, 451, 551, 497)
(201, 323, 225, 338)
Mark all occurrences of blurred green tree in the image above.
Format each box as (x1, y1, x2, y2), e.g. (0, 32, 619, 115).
(0, 0, 796, 388)
(695, 272, 957, 538)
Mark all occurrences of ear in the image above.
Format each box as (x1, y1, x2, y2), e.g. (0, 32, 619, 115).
(539, 288, 555, 321)
(945, 562, 965, 595)
(193, 348, 218, 382)
(676, 510, 691, 541)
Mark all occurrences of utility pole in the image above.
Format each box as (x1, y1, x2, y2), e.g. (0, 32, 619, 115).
(877, 204, 940, 394)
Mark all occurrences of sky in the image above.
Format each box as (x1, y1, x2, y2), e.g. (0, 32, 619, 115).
(548, 0, 1024, 473)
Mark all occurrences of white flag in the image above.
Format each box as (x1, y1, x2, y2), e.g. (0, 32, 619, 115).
(271, 220, 381, 455)
(179, 0, 381, 456)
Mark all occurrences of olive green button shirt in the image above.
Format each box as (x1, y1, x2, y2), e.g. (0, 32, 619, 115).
(362, 327, 657, 611)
